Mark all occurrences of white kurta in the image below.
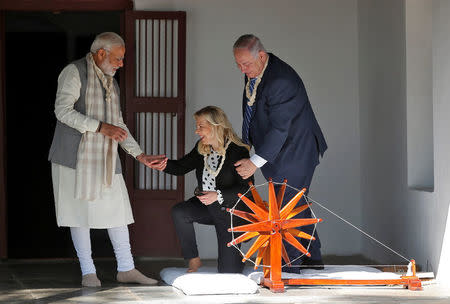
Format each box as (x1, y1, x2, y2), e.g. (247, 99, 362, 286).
(52, 163, 134, 228)
(52, 63, 143, 228)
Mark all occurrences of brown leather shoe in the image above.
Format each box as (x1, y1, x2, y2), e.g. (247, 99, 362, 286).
(117, 268, 158, 285)
(82, 273, 101, 287)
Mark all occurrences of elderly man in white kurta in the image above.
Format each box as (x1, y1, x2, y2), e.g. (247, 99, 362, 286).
(49, 32, 162, 287)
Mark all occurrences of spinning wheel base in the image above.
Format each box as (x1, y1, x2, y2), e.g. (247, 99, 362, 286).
(261, 278, 285, 293)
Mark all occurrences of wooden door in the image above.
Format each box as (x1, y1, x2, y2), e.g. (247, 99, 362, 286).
(123, 11, 186, 256)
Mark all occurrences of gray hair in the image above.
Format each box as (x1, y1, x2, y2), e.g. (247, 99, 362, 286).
(90, 32, 125, 53)
(233, 34, 266, 58)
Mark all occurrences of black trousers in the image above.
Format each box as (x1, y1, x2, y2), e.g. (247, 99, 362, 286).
(271, 171, 322, 274)
(171, 197, 244, 273)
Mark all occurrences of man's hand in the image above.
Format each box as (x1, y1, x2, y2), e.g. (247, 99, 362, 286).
(234, 158, 257, 179)
(196, 191, 218, 205)
(149, 157, 168, 171)
(136, 154, 167, 170)
(99, 122, 128, 142)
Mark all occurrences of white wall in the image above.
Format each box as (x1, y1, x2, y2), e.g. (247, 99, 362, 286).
(433, 0, 450, 285)
(358, 0, 450, 280)
(406, 0, 434, 191)
(357, 0, 400, 264)
(135, 0, 362, 259)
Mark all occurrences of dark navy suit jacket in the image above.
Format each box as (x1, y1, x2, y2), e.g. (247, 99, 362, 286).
(243, 53, 327, 185)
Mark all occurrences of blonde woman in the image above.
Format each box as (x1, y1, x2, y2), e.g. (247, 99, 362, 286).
(152, 106, 253, 273)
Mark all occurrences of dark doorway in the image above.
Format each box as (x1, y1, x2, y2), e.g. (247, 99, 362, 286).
(5, 11, 120, 258)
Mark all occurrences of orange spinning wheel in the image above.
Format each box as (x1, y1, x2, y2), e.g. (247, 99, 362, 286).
(227, 178, 321, 292)
(227, 179, 422, 293)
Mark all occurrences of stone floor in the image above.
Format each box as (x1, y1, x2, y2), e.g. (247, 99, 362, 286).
(1, 258, 450, 304)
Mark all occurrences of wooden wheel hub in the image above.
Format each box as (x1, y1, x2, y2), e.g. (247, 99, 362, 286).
(271, 221, 281, 233)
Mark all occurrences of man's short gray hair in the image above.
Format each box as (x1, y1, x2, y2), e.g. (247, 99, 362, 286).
(233, 34, 266, 58)
(90, 32, 125, 53)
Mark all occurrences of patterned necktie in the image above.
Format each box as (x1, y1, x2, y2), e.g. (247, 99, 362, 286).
(242, 78, 257, 144)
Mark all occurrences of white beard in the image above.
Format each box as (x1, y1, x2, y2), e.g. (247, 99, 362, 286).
(99, 60, 116, 76)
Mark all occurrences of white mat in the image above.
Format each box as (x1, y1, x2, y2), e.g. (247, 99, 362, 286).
(160, 266, 259, 295)
(160, 265, 402, 295)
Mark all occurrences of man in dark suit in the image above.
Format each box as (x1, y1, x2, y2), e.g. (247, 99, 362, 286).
(233, 34, 327, 273)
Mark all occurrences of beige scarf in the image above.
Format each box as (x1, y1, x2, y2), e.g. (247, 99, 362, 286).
(75, 53, 120, 201)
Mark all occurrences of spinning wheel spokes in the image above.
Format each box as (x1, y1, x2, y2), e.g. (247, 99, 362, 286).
(243, 235, 271, 261)
(239, 195, 267, 220)
(227, 179, 321, 269)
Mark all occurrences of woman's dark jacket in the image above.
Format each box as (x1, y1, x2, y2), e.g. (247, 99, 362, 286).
(164, 141, 254, 208)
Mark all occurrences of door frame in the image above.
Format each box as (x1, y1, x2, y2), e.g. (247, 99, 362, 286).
(0, 0, 133, 259)
(0, 11, 7, 259)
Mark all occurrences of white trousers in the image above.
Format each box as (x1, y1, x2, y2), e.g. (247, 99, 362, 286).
(70, 226, 135, 275)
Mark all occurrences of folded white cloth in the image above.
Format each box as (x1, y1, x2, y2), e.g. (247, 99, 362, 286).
(160, 267, 258, 295)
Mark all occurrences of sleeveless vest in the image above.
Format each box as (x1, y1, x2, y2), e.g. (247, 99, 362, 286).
(48, 58, 122, 173)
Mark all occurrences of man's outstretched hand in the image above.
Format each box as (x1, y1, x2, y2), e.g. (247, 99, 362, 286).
(234, 158, 257, 179)
(136, 154, 167, 170)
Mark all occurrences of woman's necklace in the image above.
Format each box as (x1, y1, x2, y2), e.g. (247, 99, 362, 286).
(203, 140, 231, 177)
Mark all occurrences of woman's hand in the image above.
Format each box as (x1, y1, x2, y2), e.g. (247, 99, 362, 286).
(197, 191, 218, 205)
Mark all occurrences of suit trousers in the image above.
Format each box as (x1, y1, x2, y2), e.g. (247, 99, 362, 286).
(171, 197, 244, 273)
(271, 171, 322, 273)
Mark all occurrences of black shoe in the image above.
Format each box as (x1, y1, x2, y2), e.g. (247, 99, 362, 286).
(283, 266, 301, 274)
(302, 258, 324, 270)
